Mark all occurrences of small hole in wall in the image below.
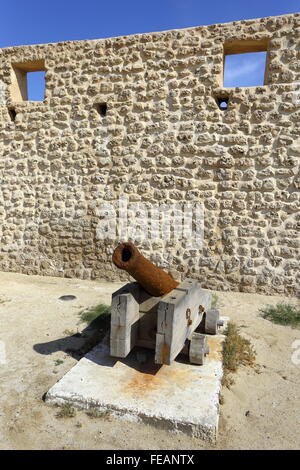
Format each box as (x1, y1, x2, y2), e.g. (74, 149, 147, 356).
(8, 108, 16, 122)
(95, 103, 107, 117)
(216, 97, 229, 110)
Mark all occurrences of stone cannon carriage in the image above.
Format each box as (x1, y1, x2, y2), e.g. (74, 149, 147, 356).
(110, 242, 223, 365)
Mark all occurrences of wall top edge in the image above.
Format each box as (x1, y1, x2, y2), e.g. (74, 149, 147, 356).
(0, 11, 299, 53)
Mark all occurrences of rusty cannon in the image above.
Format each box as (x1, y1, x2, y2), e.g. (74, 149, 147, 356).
(110, 242, 223, 366)
(112, 241, 179, 296)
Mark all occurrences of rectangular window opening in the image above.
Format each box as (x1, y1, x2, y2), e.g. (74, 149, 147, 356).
(10, 60, 46, 102)
(27, 71, 46, 101)
(223, 40, 269, 88)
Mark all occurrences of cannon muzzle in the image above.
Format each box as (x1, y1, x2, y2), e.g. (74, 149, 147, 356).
(112, 242, 179, 297)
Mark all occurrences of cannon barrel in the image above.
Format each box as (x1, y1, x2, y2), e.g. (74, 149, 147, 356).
(112, 241, 179, 297)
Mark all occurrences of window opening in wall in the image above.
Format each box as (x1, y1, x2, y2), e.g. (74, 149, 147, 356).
(27, 71, 45, 101)
(8, 107, 16, 122)
(95, 103, 107, 117)
(223, 40, 269, 88)
(224, 51, 267, 87)
(10, 60, 45, 102)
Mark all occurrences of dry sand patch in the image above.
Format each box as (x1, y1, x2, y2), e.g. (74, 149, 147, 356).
(0, 271, 299, 450)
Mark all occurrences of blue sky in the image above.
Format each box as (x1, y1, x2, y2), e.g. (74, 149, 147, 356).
(2, 1, 299, 98)
(224, 51, 267, 87)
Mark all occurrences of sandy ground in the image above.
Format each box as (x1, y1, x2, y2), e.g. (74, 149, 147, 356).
(0, 271, 299, 450)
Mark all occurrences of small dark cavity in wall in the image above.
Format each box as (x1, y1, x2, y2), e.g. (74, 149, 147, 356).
(8, 107, 17, 122)
(95, 103, 107, 117)
(216, 97, 229, 111)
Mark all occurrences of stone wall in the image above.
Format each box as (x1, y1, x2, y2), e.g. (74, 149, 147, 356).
(0, 13, 299, 295)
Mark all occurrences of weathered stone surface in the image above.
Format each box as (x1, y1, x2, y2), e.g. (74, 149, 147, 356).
(0, 13, 299, 295)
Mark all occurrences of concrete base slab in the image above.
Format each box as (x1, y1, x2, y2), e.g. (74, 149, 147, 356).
(46, 318, 228, 442)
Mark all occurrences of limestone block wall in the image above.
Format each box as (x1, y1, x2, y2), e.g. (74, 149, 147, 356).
(0, 13, 299, 295)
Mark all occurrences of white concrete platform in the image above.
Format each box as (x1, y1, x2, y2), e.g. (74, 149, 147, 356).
(46, 321, 228, 442)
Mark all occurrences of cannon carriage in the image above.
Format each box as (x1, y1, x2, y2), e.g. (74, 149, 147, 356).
(110, 242, 223, 366)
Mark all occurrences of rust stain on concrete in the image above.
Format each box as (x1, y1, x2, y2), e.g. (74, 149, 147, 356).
(207, 335, 224, 360)
(121, 363, 198, 398)
(160, 342, 170, 364)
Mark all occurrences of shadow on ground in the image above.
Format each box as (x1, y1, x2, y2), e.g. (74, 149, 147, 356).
(33, 314, 111, 361)
(33, 311, 177, 375)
